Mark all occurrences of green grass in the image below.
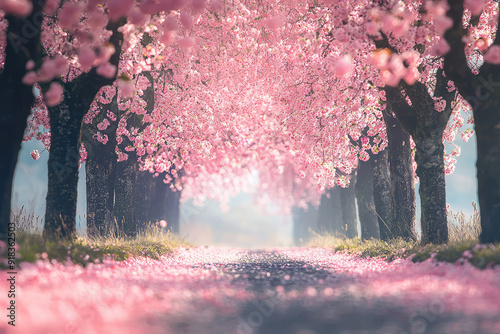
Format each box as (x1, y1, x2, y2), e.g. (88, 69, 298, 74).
(1, 207, 191, 268)
(309, 235, 500, 269)
(308, 203, 500, 269)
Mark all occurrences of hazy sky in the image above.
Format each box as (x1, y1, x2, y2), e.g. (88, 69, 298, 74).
(12, 134, 478, 247)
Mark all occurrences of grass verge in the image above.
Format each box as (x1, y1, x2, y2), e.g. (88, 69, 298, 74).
(1, 208, 191, 268)
(308, 234, 500, 270)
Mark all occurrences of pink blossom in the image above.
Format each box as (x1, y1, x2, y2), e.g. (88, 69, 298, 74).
(129, 7, 148, 26)
(160, 31, 174, 46)
(371, 48, 391, 68)
(30, 150, 40, 160)
(117, 151, 128, 162)
(177, 37, 195, 49)
(164, 16, 179, 31)
(97, 62, 117, 79)
(434, 98, 447, 112)
(209, 0, 223, 13)
(180, 12, 194, 29)
(78, 48, 97, 69)
(192, 0, 207, 12)
(430, 38, 451, 57)
(461, 129, 474, 142)
(107, 0, 135, 21)
(0, 0, 33, 17)
(359, 150, 369, 162)
(156, 220, 168, 228)
(25, 60, 35, 71)
(466, 0, 486, 15)
(265, 13, 286, 31)
(334, 55, 353, 78)
(22, 71, 37, 85)
(44, 82, 64, 107)
(435, 15, 453, 34)
(107, 110, 117, 121)
(97, 119, 111, 131)
(43, 0, 60, 15)
(58, 2, 83, 31)
(118, 79, 135, 99)
(484, 45, 500, 64)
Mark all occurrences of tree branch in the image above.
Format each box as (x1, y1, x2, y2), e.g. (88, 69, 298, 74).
(384, 85, 417, 135)
(443, 0, 475, 98)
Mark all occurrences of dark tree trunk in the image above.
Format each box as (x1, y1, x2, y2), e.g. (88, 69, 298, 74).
(44, 97, 87, 240)
(444, 1, 500, 243)
(149, 175, 181, 234)
(43, 19, 125, 241)
(0, 1, 45, 241)
(475, 100, 500, 243)
(383, 109, 416, 240)
(384, 68, 452, 244)
(82, 114, 118, 238)
(374, 34, 451, 245)
(134, 170, 155, 230)
(149, 176, 168, 225)
(370, 149, 393, 240)
(316, 186, 344, 235)
(112, 70, 155, 236)
(114, 157, 138, 237)
(339, 175, 358, 238)
(82, 94, 119, 238)
(355, 159, 380, 240)
(165, 185, 181, 234)
(292, 205, 318, 245)
(414, 131, 448, 245)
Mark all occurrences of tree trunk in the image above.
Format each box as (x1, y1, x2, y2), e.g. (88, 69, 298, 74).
(474, 100, 500, 243)
(292, 205, 318, 245)
(43, 19, 125, 241)
(82, 115, 117, 238)
(316, 186, 344, 235)
(165, 185, 181, 234)
(43, 98, 86, 240)
(134, 170, 155, 231)
(383, 108, 417, 240)
(149, 176, 181, 234)
(114, 158, 138, 237)
(0, 1, 45, 241)
(370, 149, 393, 241)
(444, 0, 500, 243)
(339, 173, 358, 238)
(414, 131, 449, 245)
(384, 69, 453, 245)
(355, 159, 380, 240)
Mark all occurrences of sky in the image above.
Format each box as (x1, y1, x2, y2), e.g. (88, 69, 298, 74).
(12, 133, 478, 247)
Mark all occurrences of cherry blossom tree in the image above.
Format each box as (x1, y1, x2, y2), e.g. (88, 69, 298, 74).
(0, 0, 45, 241)
(444, 0, 500, 243)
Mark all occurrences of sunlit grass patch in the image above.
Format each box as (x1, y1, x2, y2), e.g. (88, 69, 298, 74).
(308, 233, 419, 259)
(308, 204, 500, 269)
(309, 234, 500, 269)
(2, 208, 191, 268)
